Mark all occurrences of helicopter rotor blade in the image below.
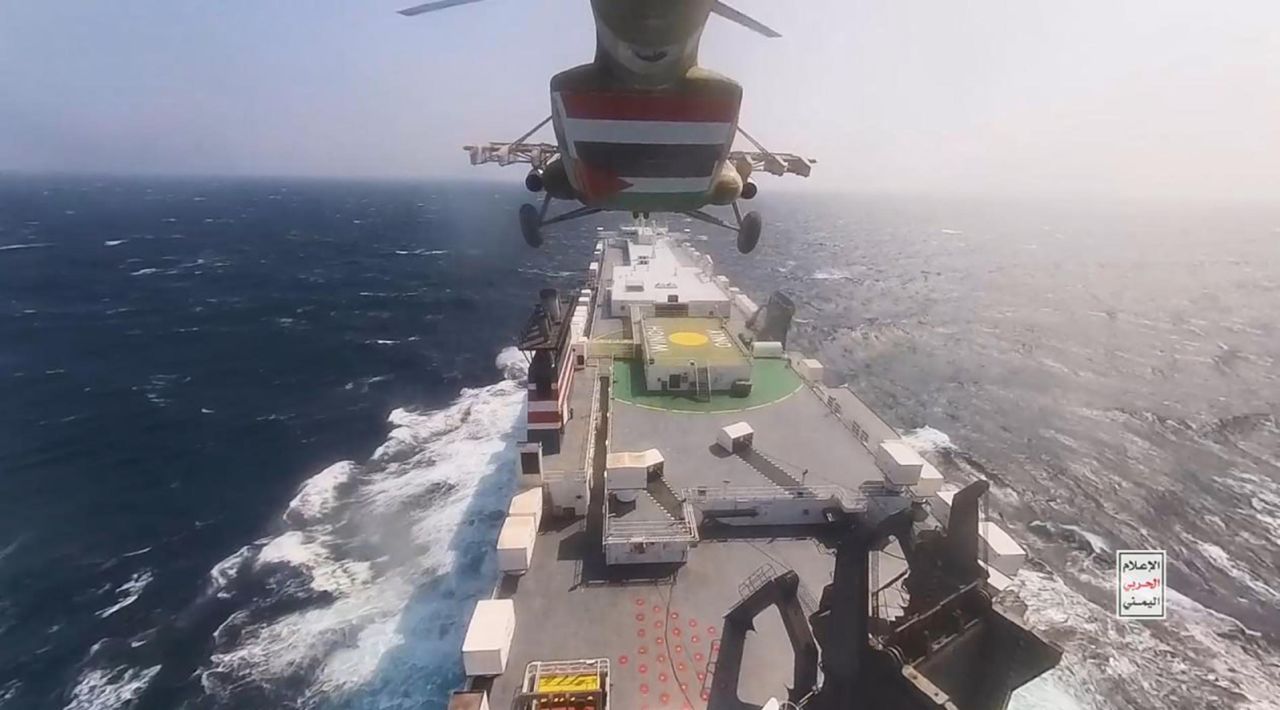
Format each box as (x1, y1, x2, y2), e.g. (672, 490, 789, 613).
(398, 0, 488, 17)
(710, 1, 781, 38)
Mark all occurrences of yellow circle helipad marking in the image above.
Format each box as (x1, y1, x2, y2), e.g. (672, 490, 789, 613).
(669, 331, 709, 347)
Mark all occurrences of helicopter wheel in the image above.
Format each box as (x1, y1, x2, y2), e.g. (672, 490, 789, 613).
(518, 203, 543, 248)
(741, 181, 758, 200)
(737, 210, 762, 254)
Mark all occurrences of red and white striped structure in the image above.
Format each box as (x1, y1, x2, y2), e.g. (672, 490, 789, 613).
(552, 91, 741, 205)
(526, 346, 575, 432)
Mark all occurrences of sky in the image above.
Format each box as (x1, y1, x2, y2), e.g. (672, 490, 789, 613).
(2, 0, 1278, 202)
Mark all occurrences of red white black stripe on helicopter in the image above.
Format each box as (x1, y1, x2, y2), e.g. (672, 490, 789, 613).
(553, 91, 739, 197)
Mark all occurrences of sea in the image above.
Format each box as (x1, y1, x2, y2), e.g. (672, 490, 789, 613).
(0, 175, 1276, 710)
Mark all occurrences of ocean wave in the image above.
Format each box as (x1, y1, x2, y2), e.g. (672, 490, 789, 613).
(1012, 562, 1280, 710)
(95, 570, 153, 619)
(1193, 540, 1280, 605)
(0, 243, 53, 252)
(64, 663, 161, 710)
(392, 249, 448, 257)
(900, 425, 957, 453)
(1027, 520, 1113, 560)
(285, 462, 357, 526)
(811, 268, 853, 280)
(196, 348, 529, 706)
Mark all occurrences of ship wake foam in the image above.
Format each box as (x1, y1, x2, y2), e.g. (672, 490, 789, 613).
(1010, 562, 1280, 710)
(191, 347, 529, 708)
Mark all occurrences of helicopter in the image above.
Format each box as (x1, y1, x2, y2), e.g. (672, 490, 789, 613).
(399, 0, 815, 253)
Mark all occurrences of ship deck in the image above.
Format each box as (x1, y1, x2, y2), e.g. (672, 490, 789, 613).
(477, 233, 912, 710)
(486, 369, 904, 709)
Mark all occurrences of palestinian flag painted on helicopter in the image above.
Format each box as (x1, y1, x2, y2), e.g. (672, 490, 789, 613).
(552, 91, 739, 202)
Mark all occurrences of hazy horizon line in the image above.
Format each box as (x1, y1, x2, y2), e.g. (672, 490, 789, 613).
(2, 169, 1276, 212)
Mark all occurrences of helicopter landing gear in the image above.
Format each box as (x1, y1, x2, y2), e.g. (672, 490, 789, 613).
(737, 209, 762, 254)
(517, 194, 602, 249)
(741, 181, 758, 200)
(519, 203, 543, 248)
(681, 201, 764, 254)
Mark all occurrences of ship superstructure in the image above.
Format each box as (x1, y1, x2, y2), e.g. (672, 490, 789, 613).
(450, 220, 1060, 710)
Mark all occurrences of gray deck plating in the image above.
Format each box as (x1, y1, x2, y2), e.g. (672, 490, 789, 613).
(480, 234, 908, 710)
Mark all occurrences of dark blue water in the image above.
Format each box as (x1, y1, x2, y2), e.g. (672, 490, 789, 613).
(1, 177, 1277, 709)
(0, 176, 597, 708)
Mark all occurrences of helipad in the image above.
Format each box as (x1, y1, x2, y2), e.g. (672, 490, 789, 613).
(639, 316, 747, 367)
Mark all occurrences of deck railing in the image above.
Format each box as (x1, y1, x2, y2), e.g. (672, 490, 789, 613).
(683, 483, 867, 510)
(603, 518, 697, 543)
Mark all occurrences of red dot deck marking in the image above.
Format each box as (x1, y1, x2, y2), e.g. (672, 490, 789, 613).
(620, 655, 629, 665)
(659, 672, 668, 683)
(694, 652, 704, 662)
(660, 692, 671, 705)
(706, 626, 717, 635)
(677, 662, 686, 672)
(639, 645, 648, 655)
(637, 628, 646, 638)
(639, 663, 649, 674)
(640, 683, 650, 695)
(657, 654, 667, 664)
(654, 620, 664, 629)
(656, 637, 665, 645)
(674, 644, 683, 654)
(635, 598, 646, 606)
(653, 605, 662, 613)
(670, 611, 680, 620)
(691, 635, 700, 644)
(671, 627, 681, 637)
(688, 618, 698, 628)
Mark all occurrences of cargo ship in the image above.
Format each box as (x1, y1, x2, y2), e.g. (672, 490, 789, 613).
(447, 219, 1061, 710)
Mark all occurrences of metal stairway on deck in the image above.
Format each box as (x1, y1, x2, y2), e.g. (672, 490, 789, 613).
(694, 364, 711, 403)
(646, 471, 686, 521)
(736, 447, 804, 489)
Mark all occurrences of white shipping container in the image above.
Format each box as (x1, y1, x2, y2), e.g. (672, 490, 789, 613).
(797, 358, 825, 383)
(912, 463, 945, 497)
(497, 516, 536, 574)
(978, 561, 1014, 592)
(978, 521, 1027, 576)
(606, 467, 647, 491)
(931, 488, 957, 527)
(507, 487, 544, 531)
(752, 341, 784, 359)
(875, 440, 925, 486)
(462, 599, 515, 677)
(717, 422, 755, 453)
(448, 690, 491, 710)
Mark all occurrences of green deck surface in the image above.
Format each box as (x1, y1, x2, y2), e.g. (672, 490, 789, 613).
(612, 357, 802, 413)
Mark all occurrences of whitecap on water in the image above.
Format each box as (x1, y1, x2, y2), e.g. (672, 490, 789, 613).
(900, 425, 957, 453)
(1011, 563, 1280, 709)
(64, 664, 161, 710)
(0, 243, 53, 251)
(285, 462, 357, 526)
(94, 570, 153, 619)
(198, 348, 529, 705)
